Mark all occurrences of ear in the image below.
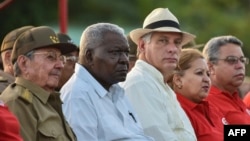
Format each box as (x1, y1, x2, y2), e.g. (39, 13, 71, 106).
(85, 49, 94, 66)
(207, 61, 215, 75)
(3, 51, 12, 65)
(16, 55, 30, 75)
(138, 39, 145, 52)
(173, 74, 182, 87)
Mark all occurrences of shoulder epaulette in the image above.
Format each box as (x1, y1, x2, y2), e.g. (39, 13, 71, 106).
(19, 88, 33, 103)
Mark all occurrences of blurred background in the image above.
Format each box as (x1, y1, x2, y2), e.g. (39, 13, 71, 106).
(1, 0, 250, 74)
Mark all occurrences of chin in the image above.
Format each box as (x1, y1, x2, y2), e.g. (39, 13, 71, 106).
(164, 63, 177, 69)
(162, 67, 176, 74)
(119, 78, 126, 82)
(233, 80, 244, 87)
(115, 76, 127, 83)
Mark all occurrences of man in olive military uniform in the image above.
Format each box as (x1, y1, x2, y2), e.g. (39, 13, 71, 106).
(0, 26, 77, 141)
(56, 33, 79, 91)
(0, 26, 34, 94)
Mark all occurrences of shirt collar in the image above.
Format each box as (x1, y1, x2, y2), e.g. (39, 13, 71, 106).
(135, 60, 164, 83)
(176, 92, 209, 110)
(108, 84, 125, 103)
(176, 92, 197, 109)
(15, 77, 50, 104)
(75, 64, 125, 102)
(210, 85, 238, 98)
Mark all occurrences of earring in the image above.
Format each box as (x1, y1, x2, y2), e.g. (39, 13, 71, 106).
(177, 84, 182, 89)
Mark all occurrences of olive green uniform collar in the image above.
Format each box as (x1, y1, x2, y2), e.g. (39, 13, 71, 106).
(15, 77, 53, 104)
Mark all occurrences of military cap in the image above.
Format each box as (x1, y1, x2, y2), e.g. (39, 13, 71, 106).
(1, 26, 34, 53)
(56, 33, 78, 51)
(11, 26, 77, 63)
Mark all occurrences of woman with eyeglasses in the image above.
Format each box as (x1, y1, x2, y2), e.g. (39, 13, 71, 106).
(202, 35, 250, 124)
(168, 48, 224, 141)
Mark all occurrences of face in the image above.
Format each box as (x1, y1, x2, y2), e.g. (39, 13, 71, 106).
(20, 47, 64, 92)
(57, 50, 79, 89)
(89, 32, 129, 89)
(174, 58, 211, 103)
(140, 32, 182, 76)
(210, 43, 246, 91)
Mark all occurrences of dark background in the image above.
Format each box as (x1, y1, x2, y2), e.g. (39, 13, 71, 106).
(1, 0, 250, 74)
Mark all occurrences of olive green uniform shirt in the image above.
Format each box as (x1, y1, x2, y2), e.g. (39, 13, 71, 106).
(0, 70, 14, 94)
(0, 77, 76, 141)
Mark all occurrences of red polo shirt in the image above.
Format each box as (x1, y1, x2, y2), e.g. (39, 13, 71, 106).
(243, 92, 250, 109)
(176, 93, 224, 141)
(206, 85, 250, 124)
(0, 104, 23, 141)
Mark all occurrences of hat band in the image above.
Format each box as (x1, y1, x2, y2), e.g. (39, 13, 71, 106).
(144, 20, 180, 29)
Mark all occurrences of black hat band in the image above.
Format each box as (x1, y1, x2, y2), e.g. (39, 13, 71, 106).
(144, 20, 180, 29)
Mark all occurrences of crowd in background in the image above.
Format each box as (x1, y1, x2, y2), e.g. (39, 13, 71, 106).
(1, 7, 250, 141)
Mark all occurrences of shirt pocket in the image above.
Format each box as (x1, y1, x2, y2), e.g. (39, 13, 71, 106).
(38, 123, 62, 141)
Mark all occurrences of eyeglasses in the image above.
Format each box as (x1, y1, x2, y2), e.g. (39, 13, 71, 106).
(65, 56, 78, 62)
(215, 56, 249, 65)
(33, 51, 66, 64)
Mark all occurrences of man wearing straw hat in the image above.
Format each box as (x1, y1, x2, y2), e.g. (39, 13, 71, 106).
(120, 8, 197, 141)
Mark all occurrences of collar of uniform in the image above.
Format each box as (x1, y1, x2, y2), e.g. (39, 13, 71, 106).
(0, 70, 15, 82)
(15, 77, 50, 104)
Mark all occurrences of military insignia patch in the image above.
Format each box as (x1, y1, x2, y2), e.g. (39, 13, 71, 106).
(50, 36, 59, 43)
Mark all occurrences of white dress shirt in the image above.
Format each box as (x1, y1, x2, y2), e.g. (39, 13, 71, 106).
(120, 60, 197, 141)
(60, 63, 154, 141)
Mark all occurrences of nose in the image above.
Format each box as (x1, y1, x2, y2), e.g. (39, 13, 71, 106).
(55, 59, 64, 69)
(203, 74, 211, 84)
(235, 60, 244, 69)
(167, 43, 179, 53)
(119, 52, 129, 64)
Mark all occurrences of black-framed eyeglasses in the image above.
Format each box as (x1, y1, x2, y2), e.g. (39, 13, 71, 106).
(214, 56, 249, 65)
(33, 51, 66, 64)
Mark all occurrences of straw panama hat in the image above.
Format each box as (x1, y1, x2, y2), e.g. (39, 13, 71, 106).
(130, 8, 196, 46)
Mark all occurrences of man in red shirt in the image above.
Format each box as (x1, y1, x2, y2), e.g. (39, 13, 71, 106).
(243, 92, 250, 109)
(202, 35, 250, 124)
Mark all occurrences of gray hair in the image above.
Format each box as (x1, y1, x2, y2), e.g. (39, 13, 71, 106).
(135, 32, 152, 56)
(13, 50, 35, 77)
(79, 23, 127, 64)
(202, 35, 243, 63)
(141, 33, 152, 44)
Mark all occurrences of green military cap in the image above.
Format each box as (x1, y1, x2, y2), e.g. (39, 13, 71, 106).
(1, 26, 34, 53)
(11, 26, 77, 63)
(127, 34, 137, 58)
(56, 33, 78, 51)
